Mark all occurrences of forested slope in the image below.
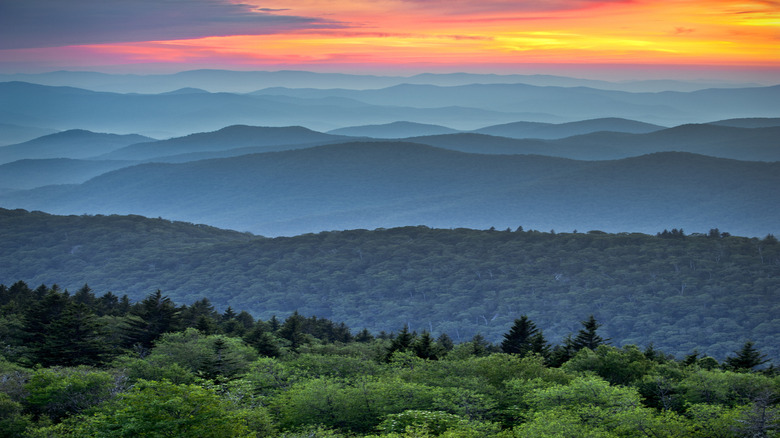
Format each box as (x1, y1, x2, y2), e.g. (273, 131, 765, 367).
(1, 208, 777, 360)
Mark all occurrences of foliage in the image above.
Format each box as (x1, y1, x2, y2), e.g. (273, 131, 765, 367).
(0, 274, 778, 437)
(2, 209, 779, 360)
(54, 379, 258, 437)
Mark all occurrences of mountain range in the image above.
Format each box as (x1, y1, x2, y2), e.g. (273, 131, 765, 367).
(0, 69, 766, 94)
(0, 141, 777, 237)
(3, 80, 779, 138)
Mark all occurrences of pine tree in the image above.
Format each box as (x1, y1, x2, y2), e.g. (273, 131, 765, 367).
(243, 323, 281, 357)
(23, 288, 69, 365)
(724, 341, 769, 371)
(413, 331, 442, 360)
(501, 315, 549, 357)
(355, 328, 374, 343)
(469, 333, 491, 357)
(124, 290, 181, 351)
(436, 333, 454, 352)
(570, 315, 610, 352)
(386, 325, 416, 360)
(42, 302, 109, 366)
(278, 311, 307, 352)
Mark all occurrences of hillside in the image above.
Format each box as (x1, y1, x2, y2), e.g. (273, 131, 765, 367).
(4, 81, 779, 139)
(0, 158, 135, 190)
(99, 125, 351, 161)
(328, 121, 461, 138)
(1, 208, 777, 360)
(410, 124, 780, 161)
(0, 143, 777, 237)
(472, 117, 665, 139)
(0, 129, 152, 165)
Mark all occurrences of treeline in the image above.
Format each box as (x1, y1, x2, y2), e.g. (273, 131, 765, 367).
(1, 208, 779, 360)
(1, 283, 777, 436)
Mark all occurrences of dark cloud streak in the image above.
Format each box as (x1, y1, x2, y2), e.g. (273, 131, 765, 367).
(0, 0, 344, 50)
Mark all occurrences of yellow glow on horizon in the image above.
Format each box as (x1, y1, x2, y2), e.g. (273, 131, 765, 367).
(16, 0, 776, 72)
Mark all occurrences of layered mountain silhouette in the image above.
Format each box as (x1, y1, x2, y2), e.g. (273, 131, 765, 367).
(328, 121, 460, 138)
(3, 81, 779, 138)
(98, 125, 352, 161)
(409, 124, 780, 161)
(1, 142, 777, 237)
(472, 118, 665, 139)
(0, 158, 134, 190)
(1, 69, 763, 94)
(0, 129, 152, 165)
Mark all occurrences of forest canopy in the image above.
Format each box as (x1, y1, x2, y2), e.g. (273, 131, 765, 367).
(0, 283, 777, 437)
(1, 208, 777, 360)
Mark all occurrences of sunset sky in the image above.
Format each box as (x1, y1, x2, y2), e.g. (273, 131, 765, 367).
(1, 0, 778, 81)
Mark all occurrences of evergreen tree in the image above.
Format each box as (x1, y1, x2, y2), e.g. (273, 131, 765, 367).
(570, 315, 610, 352)
(548, 334, 576, 367)
(436, 333, 455, 352)
(195, 315, 218, 335)
(278, 311, 307, 352)
(72, 284, 95, 307)
(23, 287, 69, 365)
(355, 328, 374, 343)
(42, 302, 110, 367)
(501, 315, 549, 357)
(242, 323, 281, 357)
(386, 325, 416, 360)
(124, 290, 181, 351)
(468, 333, 491, 357)
(412, 331, 442, 360)
(199, 337, 240, 384)
(724, 341, 769, 371)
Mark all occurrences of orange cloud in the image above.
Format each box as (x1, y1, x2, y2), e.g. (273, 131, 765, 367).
(0, 0, 778, 74)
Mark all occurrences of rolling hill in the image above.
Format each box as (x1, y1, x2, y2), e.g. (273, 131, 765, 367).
(408, 124, 780, 162)
(472, 118, 665, 139)
(99, 125, 352, 161)
(0, 142, 777, 237)
(4, 81, 779, 139)
(0, 129, 152, 165)
(328, 121, 460, 138)
(0, 158, 136, 190)
(1, 208, 777, 360)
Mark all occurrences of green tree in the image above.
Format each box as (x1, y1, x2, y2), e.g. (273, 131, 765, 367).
(724, 341, 769, 372)
(60, 380, 256, 437)
(386, 325, 416, 360)
(413, 331, 442, 360)
(42, 302, 111, 367)
(243, 323, 282, 357)
(124, 290, 181, 352)
(24, 367, 123, 422)
(0, 393, 31, 438)
(571, 315, 610, 352)
(501, 315, 549, 358)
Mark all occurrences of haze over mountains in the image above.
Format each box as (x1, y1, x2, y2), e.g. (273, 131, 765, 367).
(0, 70, 778, 238)
(0, 69, 766, 94)
(2, 77, 779, 138)
(1, 69, 778, 365)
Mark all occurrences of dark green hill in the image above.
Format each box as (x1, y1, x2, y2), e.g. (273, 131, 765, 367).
(1, 208, 777, 360)
(0, 143, 777, 237)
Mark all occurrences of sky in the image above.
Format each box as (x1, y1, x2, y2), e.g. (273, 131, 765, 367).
(0, 0, 778, 81)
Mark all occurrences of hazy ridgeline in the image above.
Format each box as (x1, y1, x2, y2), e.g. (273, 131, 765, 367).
(0, 70, 778, 360)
